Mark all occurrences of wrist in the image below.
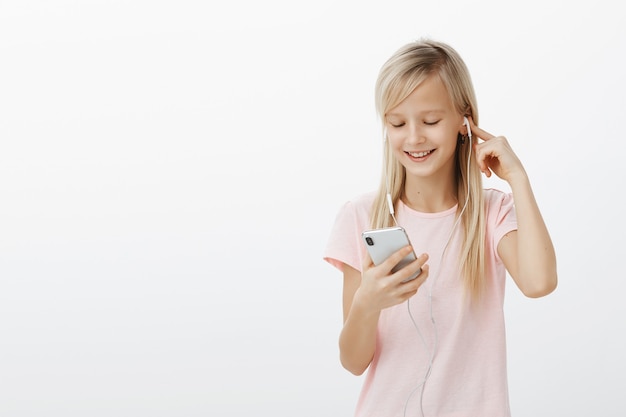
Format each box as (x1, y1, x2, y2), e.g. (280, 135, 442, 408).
(507, 169, 530, 190)
(350, 288, 382, 321)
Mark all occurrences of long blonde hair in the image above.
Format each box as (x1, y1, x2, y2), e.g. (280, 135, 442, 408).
(371, 39, 486, 300)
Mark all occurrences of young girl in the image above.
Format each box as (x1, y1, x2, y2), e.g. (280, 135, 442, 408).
(323, 39, 557, 417)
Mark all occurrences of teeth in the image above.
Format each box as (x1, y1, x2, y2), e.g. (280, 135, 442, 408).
(408, 150, 432, 158)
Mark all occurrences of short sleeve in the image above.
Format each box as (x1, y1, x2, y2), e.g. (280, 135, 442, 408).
(323, 199, 369, 274)
(486, 189, 518, 262)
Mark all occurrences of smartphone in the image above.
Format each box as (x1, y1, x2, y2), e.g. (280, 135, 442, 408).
(361, 226, 421, 281)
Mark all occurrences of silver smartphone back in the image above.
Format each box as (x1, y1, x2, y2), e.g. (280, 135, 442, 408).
(361, 226, 421, 281)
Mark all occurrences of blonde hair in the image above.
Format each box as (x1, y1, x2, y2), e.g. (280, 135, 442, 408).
(371, 39, 486, 300)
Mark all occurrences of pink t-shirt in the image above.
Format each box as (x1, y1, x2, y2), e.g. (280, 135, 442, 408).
(324, 189, 518, 417)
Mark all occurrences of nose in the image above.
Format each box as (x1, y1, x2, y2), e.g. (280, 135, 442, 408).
(407, 122, 425, 144)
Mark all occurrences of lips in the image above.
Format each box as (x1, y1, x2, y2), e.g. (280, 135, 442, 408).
(406, 149, 434, 158)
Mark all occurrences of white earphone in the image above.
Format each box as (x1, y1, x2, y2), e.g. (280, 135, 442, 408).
(463, 116, 471, 140)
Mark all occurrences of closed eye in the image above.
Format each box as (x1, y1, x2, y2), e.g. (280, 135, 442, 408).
(424, 120, 440, 126)
(390, 122, 405, 128)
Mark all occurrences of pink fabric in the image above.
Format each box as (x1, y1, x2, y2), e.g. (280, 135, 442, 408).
(324, 189, 518, 417)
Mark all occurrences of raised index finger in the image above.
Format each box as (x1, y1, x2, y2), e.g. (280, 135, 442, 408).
(468, 116, 496, 142)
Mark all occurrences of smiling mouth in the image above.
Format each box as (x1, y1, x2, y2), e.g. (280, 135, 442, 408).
(406, 149, 434, 158)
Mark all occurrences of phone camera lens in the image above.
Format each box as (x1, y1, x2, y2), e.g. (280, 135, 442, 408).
(365, 237, 374, 246)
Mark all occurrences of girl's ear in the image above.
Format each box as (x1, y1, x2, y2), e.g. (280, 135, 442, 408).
(461, 116, 470, 135)
(458, 117, 471, 145)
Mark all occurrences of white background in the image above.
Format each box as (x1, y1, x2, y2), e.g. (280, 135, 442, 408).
(1, 1, 624, 416)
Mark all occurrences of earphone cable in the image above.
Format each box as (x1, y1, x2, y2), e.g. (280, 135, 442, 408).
(403, 122, 473, 417)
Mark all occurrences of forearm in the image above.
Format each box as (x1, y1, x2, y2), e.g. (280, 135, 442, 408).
(339, 293, 380, 376)
(509, 172, 558, 296)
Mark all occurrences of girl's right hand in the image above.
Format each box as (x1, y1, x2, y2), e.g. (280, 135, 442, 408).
(355, 246, 429, 313)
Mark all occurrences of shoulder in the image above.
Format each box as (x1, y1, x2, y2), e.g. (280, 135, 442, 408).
(345, 190, 377, 211)
(483, 188, 514, 212)
(329, 190, 377, 236)
(482, 188, 517, 230)
(333, 190, 377, 218)
(483, 187, 511, 203)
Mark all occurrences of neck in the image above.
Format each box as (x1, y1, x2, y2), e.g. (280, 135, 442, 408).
(402, 175, 457, 213)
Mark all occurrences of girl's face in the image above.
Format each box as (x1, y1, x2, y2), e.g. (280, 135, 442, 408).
(385, 74, 465, 185)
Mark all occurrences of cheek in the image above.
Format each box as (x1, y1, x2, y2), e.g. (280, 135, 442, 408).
(432, 125, 456, 140)
(386, 130, 401, 143)
(388, 136, 406, 155)
(432, 128, 459, 148)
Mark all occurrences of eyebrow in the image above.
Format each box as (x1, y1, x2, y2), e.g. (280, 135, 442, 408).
(386, 109, 446, 118)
